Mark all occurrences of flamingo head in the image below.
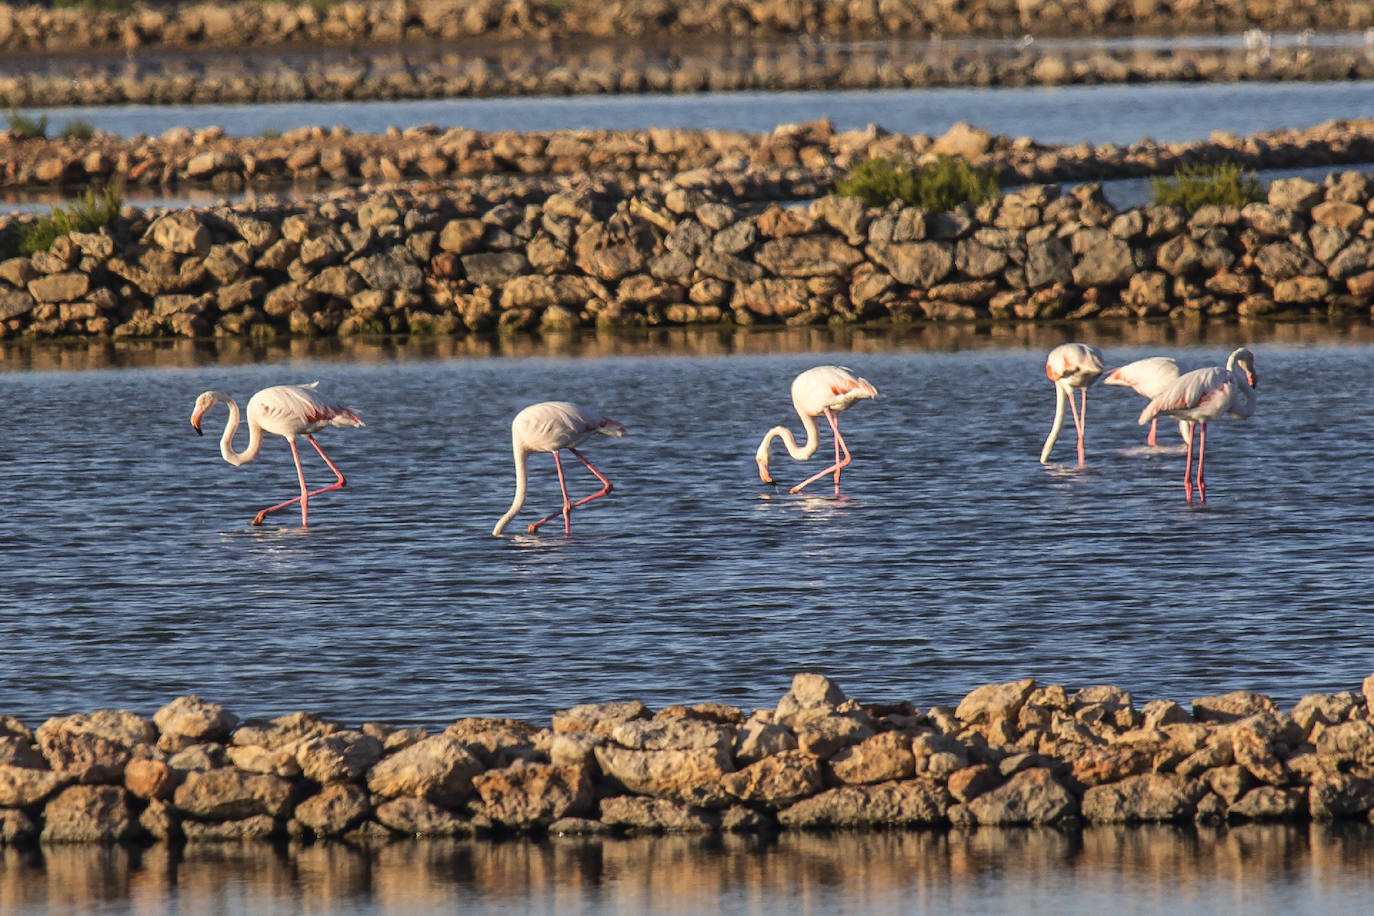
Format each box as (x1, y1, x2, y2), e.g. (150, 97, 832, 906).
(755, 455, 775, 485)
(189, 391, 216, 435)
(596, 417, 627, 438)
(1228, 348, 1258, 389)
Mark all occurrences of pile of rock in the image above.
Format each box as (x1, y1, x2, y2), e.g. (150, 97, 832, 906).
(0, 0, 1367, 55)
(3, 671, 1373, 845)
(5, 117, 1374, 197)
(4, 38, 1372, 108)
(4, 163, 1374, 340)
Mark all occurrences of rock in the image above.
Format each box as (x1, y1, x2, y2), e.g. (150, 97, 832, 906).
(1241, 203, 1302, 237)
(1229, 786, 1307, 820)
(373, 797, 477, 836)
(294, 782, 370, 836)
(1192, 691, 1279, 723)
(754, 235, 863, 277)
(867, 241, 953, 287)
(366, 735, 484, 807)
(1080, 773, 1203, 823)
(594, 744, 733, 807)
(0, 737, 44, 769)
(720, 750, 823, 805)
(153, 695, 238, 742)
(947, 764, 1001, 802)
(733, 715, 798, 764)
(1314, 719, 1374, 766)
(123, 758, 178, 800)
(445, 718, 544, 768)
(1308, 774, 1374, 819)
(956, 679, 1036, 725)
(0, 763, 72, 807)
(181, 814, 278, 841)
(232, 712, 339, 751)
(553, 701, 650, 737)
(0, 288, 36, 321)
(965, 768, 1077, 825)
(827, 732, 916, 785)
(27, 272, 90, 303)
(610, 718, 734, 753)
(226, 744, 300, 778)
(295, 731, 383, 784)
(1025, 238, 1073, 287)
(1070, 228, 1134, 286)
(598, 795, 717, 832)
(778, 780, 951, 829)
(36, 710, 156, 783)
(775, 673, 847, 718)
(147, 211, 211, 255)
(1071, 747, 1152, 787)
(932, 122, 991, 158)
(1267, 177, 1324, 212)
(471, 761, 593, 828)
(171, 768, 295, 820)
(352, 248, 424, 291)
(40, 784, 140, 842)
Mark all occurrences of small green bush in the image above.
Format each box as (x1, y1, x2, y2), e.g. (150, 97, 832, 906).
(58, 119, 96, 141)
(1, 184, 123, 259)
(832, 155, 1002, 212)
(5, 110, 48, 140)
(1150, 161, 1264, 211)
(52, 0, 134, 11)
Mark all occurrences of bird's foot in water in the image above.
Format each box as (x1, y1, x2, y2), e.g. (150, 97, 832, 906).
(251, 511, 266, 526)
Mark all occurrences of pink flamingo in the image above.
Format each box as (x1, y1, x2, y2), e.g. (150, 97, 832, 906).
(755, 365, 879, 496)
(1138, 347, 1257, 501)
(190, 382, 364, 527)
(1040, 343, 1104, 467)
(1104, 356, 1193, 447)
(493, 401, 627, 536)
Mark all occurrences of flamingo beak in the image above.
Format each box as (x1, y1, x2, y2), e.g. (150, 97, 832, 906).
(756, 457, 775, 485)
(190, 416, 203, 436)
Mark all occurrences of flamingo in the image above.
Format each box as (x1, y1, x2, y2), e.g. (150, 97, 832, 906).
(755, 365, 879, 496)
(1138, 347, 1258, 501)
(1040, 343, 1104, 466)
(189, 382, 364, 527)
(1103, 356, 1193, 447)
(493, 401, 627, 536)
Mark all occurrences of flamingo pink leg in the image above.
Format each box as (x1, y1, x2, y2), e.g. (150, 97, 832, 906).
(528, 448, 615, 535)
(791, 410, 853, 495)
(1182, 423, 1200, 501)
(1066, 389, 1087, 467)
(1195, 423, 1208, 501)
(250, 435, 348, 527)
(1146, 418, 1158, 447)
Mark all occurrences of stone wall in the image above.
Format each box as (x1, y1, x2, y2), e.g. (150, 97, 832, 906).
(6, 118, 1374, 197)
(3, 671, 1374, 844)
(1, 0, 1368, 56)
(2, 161, 1374, 341)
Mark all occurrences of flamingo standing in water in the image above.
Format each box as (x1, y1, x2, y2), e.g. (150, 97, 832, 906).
(190, 382, 364, 527)
(1040, 343, 1104, 466)
(1103, 356, 1192, 447)
(493, 401, 627, 536)
(755, 365, 879, 496)
(1138, 347, 1258, 501)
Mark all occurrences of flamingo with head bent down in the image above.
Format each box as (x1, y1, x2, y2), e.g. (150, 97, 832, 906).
(1103, 356, 1193, 447)
(190, 382, 364, 527)
(493, 401, 627, 536)
(755, 365, 879, 496)
(1138, 347, 1258, 501)
(1040, 343, 1104, 467)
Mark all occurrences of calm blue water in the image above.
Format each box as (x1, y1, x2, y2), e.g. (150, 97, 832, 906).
(0, 332, 1370, 730)
(20, 80, 1374, 145)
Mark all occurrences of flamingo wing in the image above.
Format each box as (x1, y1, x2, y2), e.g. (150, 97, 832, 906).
(1104, 357, 1181, 398)
(1138, 367, 1228, 424)
(253, 384, 364, 436)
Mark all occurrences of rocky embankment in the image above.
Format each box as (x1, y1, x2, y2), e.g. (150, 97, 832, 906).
(0, 0, 1366, 54)
(6, 118, 1374, 196)
(3, 672, 1374, 844)
(3, 155, 1374, 339)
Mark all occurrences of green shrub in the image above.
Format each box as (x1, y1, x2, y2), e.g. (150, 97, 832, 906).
(832, 155, 1002, 212)
(1150, 161, 1264, 211)
(5, 110, 48, 140)
(52, 0, 134, 11)
(58, 119, 96, 141)
(0, 184, 123, 259)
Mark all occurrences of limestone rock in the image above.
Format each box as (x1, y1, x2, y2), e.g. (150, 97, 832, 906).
(171, 767, 295, 820)
(1192, 691, 1279, 723)
(610, 718, 734, 753)
(373, 797, 478, 836)
(445, 717, 544, 768)
(41, 784, 140, 842)
(232, 712, 339, 751)
(1229, 786, 1307, 820)
(471, 761, 593, 828)
(965, 767, 1077, 825)
(0, 763, 72, 807)
(552, 701, 649, 737)
(181, 814, 278, 841)
(153, 695, 238, 742)
(294, 782, 370, 836)
(1080, 773, 1203, 823)
(827, 731, 915, 785)
(720, 750, 823, 805)
(366, 735, 483, 807)
(36, 710, 156, 783)
(778, 780, 951, 829)
(295, 731, 383, 784)
(594, 743, 733, 807)
(598, 795, 717, 832)
(733, 714, 798, 764)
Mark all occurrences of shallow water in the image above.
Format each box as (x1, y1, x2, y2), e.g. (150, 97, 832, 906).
(3, 822, 1374, 915)
(0, 323, 1371, 730)
(18, 80, 1374, 146)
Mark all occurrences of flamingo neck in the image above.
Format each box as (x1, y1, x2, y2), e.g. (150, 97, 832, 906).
(756, 408, 820, 473)
(1230, 369, 1256, 419)
(493, 443, 531, 536)
(216, 394, 264, 467)
(1040, 382, 1068, 463)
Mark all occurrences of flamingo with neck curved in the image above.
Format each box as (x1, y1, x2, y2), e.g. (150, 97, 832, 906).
(1040, 343, 1105, 466)
(190, 382, 364, 527)
(755, 365, 879, 496)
